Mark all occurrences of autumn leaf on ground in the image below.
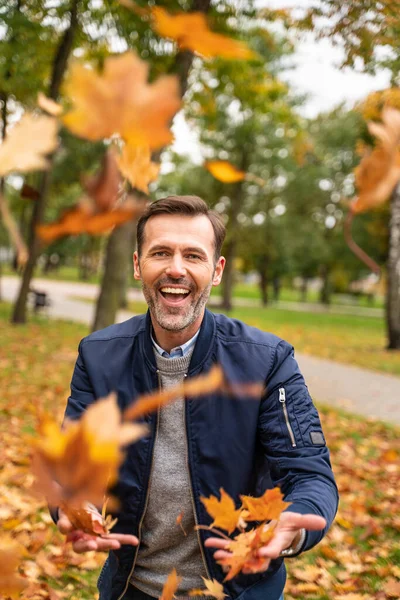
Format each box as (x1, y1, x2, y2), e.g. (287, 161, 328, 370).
(205, 160, 246, 183)
(351, 107, 400, 214)
(124, 364, 224, 421)
(32, 392, 148, 505)
(0, 113, 58, 177)
(116, 144, 160, 193)
(38, 92, 63, 116)
(0, 536, 27, 597)
(240, 487, 291, 521)
(151, 7, 255, 60)
(201, 488, 243, 534)
(63, 52, 181, 149)
(160, 568, 182, 600)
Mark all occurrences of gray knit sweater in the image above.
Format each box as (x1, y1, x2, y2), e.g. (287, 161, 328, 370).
(130, 349, 207, 597)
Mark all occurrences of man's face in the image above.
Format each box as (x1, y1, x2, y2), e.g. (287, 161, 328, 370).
(133, 214, 225, 333)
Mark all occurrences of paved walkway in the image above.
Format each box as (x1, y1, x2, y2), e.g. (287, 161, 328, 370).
(3, 276, 400, 425)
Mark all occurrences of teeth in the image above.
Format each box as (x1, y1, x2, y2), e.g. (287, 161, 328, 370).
(160, 287, 189, 294)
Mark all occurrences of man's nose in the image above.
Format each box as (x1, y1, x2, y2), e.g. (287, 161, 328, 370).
(165, 254, 187, 278)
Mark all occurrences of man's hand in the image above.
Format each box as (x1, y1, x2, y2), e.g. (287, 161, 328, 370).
(57, 509, 139, 554)
(205, 511, 326, 574)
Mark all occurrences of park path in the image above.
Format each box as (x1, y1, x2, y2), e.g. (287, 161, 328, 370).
(3, 276, 399, 425)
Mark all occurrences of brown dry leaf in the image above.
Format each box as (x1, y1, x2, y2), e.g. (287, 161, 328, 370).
(37, 93, 63, 117)
(384, 578, 400, 598)
(82, 148, 121, 211)
(351, 107, 400, 214)
(63, 52, 181, 149)
(124, 364, 224, 421)
(60, 501, 117, 536)
(0, 536, 27, 597)
(292, 565, 322, 583)
(205, 160, 246, 183)
(201, 488, 242, 534)
(32, 392, 149, 505)
(160, 568, 182, 600)
(116, 143, 160, 193)
(151, 7, 255, 60)
(0, 113, 58, 177)
(240, 487, 291, 522)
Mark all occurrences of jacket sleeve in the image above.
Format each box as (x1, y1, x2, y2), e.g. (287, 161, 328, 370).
(258, 339, 339, 553)
(64, 340, 97, 421)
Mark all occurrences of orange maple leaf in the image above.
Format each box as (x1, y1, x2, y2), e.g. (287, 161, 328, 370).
(201, 488, 243, 534)
(152, 7, 255, 60)
(63, 52, 181, 149)
(160, 568, 182, 600)
(32, 393, 148, 506)
(219, 522, 276, 580)
(205, 160, 246, 183)
(0, 536, 27, 598)
(116, 143, 160, 193)
(240, 487, 291, 521)
(189, 578, 227, 600)
(351, 107, 400, 214)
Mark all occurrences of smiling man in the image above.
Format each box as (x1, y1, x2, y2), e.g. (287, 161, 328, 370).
(58, 196, 338, 600)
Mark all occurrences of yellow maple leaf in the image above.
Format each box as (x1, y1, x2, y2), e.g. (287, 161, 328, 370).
(32, 393, 148, 506)
(351, 107, 400, 214)
(0, 113, 58, 177)
(240, 487, 291, 521)
(116, 144, 160, 193)
(201, 488, 242, 534)
(63, 52, 181, 149)
(205, 160, 246, 183)
(202, 577, 227, 599)
(160, 568, 182, 600)
(152, 7, 255, 60)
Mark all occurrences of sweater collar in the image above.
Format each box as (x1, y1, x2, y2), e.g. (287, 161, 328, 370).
(143, 309, 215, 373)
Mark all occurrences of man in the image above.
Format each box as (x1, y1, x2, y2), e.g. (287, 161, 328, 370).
(57, 195, 338, 600)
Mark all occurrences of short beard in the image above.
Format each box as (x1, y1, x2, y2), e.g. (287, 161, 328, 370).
(141, 279, 213, 332)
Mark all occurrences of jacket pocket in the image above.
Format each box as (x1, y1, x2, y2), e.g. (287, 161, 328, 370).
(278, 387, 296, 448)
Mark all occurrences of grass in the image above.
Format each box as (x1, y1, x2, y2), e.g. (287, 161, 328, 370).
(0, 304, 398, 600)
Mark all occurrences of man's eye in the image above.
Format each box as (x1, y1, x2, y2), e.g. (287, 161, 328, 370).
(187, 254, 201, 260)
(153, 251, 168, 257)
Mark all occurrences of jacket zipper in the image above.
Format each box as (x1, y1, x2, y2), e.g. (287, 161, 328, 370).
(117, 370, 162, 600)
(183, 373, 212, 580)
(279, 387, 296, 448)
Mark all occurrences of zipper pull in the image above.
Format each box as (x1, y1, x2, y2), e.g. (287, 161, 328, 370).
(279, 387, 286, 403)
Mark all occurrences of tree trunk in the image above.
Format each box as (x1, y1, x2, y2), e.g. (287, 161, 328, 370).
(272, 277, 281, 302)
(300, 277, 308, 303)
(386, 183, 400, 350)
(319, 264, 331, 305)
(221, 237, 236, 311)
(92, 219, 136, 332)
(257, 255, 269, 306)
(11, 0, 79, 324)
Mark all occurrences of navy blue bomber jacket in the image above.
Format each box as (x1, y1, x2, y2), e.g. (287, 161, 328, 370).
(65, 309, 338, 600)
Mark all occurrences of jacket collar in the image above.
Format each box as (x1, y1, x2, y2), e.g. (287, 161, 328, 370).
(142, 308, 215, 373)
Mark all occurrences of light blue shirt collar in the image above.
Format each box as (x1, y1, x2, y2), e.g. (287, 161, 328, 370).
(151, 329, 200, 359)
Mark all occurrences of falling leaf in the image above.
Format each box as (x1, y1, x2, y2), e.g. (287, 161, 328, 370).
(160, 568, 182, 600)
(201, 488, 243, 534)
(116, 143, 160, 193)
(176, 511, 187, 536)
(32, 393, 149, 505)
(205, 161, 246, 183)
(240, 487, 291, 521)
(201, 578, 227, 600)
(124, 364, 224, 421)
(82, 148, 122, 212)
(0, 536, 27, 597)
(0, 113, 58, 177)
(351, 107, 400, 214)
(38, 92, 63, 116)
(151, 7, 255, 60)
(63, 52, 181, 149)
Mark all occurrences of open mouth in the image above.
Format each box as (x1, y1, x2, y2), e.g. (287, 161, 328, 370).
(159, 286, 191, 303)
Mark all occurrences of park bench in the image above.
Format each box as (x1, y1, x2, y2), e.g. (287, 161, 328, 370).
(29, 289, 51, 314)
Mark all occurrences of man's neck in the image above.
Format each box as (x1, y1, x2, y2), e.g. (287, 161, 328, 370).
(151, 315, 203, 354)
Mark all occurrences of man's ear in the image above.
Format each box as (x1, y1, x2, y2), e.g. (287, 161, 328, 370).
(212, 256, 226, 286)
(133, 251, 141, 280)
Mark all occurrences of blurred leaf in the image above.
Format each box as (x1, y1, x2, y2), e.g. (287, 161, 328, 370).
(160, 568, 182, 600)
(205, 161, 246, 183)
(38, 92, 63, 117)
(116, 144, 160, 193)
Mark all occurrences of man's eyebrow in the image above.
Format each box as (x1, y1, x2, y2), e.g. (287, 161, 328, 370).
(147, 244, 171, 252)
(185, 247, 207, 256)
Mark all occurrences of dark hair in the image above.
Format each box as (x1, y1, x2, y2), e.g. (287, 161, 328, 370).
(136, 195, 226, 262)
